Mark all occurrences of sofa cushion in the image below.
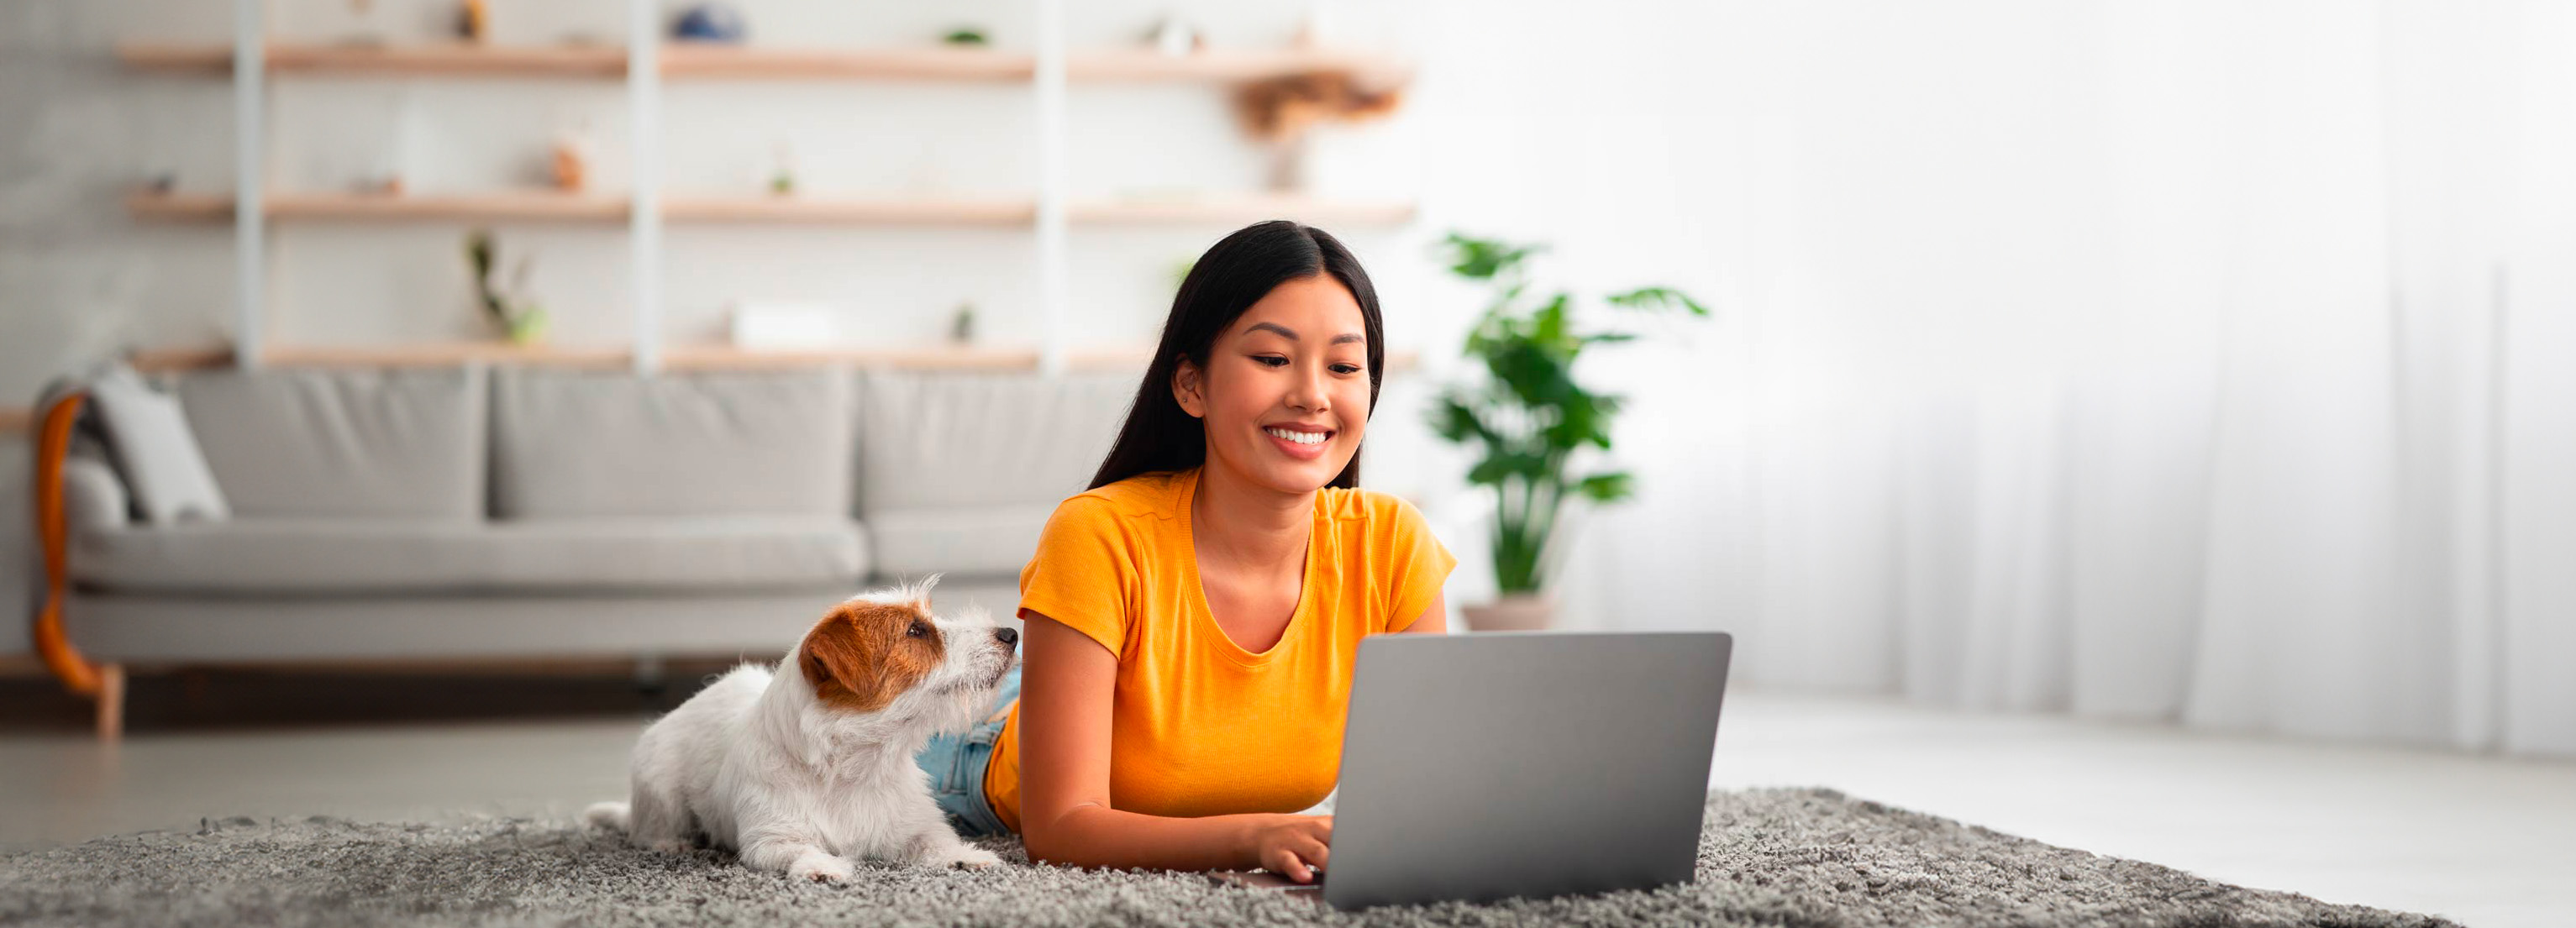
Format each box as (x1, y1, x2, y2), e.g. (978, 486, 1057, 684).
(177, 366, 486, 521)
(857, 370, 1133, 515)
(86, 361, 231, 525)
(863, 503, 1055, 579)
(70, 516, 869, 595)
(494, 368, 855, 519)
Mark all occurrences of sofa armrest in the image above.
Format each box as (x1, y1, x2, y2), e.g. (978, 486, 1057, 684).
(60, 455, 130, 534)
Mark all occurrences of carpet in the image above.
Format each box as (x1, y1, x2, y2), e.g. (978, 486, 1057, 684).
(0, 788, 2455, 927)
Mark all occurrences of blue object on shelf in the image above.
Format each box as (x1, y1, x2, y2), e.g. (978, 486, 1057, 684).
(672, 3, 747, 44)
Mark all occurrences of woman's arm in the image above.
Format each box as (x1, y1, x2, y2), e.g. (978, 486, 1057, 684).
(1398, 590, 1447, 634)
(1016, 610, 1333, 879)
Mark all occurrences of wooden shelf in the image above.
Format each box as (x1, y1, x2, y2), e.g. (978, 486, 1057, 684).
(666, 46, 1407, 81)
(110, 343, 1417, 375)
(125, 191, 234, 221)
(660, 45, 1032, 81)
(116, 42, 232, 73)
(1067, 49, 1410, 82)
(118, 41, 1407, 82)
(260, 343, 633, 368)
(664, 345, 1048, 370)
(113, 343, 1090, 373)
(662, 196, 1036, 225)
(270, 192, 628, 222)
(118, 41, 627, 77)
(129, 192, 1417, 227)
(127, 191, 626, 223)
(1070, 195, 1417, 225)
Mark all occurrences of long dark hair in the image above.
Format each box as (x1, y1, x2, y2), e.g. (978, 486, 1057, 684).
(1088, 220, 1386, 490)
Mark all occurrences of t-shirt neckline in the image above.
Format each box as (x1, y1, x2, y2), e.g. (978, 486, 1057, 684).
(1176, 467, 1320, 667)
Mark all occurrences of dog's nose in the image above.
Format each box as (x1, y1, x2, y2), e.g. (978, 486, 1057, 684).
(995, 627, 1018, 647)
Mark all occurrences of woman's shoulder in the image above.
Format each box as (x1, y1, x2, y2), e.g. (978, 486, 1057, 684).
(1053, 469, 1191, 524)
(1316, 485, 1430, 527)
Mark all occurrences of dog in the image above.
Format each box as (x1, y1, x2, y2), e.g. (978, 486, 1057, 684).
(586, 577, 1019, 883)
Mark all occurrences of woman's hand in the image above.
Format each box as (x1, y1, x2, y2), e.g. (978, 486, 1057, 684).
(1242, 814, 1332, 882)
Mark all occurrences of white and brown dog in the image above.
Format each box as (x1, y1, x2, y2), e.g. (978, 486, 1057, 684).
(586, 578, 1019, 882)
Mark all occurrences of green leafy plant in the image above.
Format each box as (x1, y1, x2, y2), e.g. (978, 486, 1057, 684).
(1428, 232, 1708, 595)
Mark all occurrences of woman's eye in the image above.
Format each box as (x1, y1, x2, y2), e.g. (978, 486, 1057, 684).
(907, 621, 928, 637)
(1331, 364, 1362, 375)
(1253, 355, 1289, 368)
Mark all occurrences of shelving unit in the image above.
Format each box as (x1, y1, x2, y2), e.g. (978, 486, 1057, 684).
(125, 191, 1419, 227)
(117, 41, 1409, 84)
(118, 0, 1417, 378)
(119, 41, 628, 77)
(103, 342, 1418, 376)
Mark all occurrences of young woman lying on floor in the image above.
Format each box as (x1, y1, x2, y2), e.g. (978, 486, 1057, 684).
(912, 220, 1456, 883)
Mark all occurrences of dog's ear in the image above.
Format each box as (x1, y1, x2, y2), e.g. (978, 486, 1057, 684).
(800, 602, 940, 713)
(801, 615, 889, 712)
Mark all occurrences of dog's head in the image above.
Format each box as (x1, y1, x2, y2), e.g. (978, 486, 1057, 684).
(792, 575, 1017, 732)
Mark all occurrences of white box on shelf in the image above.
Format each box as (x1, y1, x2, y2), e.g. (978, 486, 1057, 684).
(728, 301, 861, 349)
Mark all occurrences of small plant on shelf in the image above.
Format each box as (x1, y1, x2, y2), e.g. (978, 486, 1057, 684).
(1427, 231, 1707, 630)
(465, 228, 548, 345)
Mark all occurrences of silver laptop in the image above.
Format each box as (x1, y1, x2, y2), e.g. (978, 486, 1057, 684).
(1210, 631, 1732, 910)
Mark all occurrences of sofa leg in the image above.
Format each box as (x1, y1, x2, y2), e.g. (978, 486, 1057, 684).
(95, 663, 125, 742)
(632, 653, 666, 692)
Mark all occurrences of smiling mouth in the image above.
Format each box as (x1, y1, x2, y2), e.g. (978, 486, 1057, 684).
(1264, 427, 1332, 446)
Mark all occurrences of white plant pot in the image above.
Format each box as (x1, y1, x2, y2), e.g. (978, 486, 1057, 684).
(1460, 593, 1554, 632)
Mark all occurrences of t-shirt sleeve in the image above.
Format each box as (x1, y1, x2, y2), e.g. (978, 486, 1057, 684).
(1382, 495, 1459, 633)
(1017, 496, 1136, 658)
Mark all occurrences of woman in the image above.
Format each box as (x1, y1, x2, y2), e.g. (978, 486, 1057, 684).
(912, 220, 1456, 883)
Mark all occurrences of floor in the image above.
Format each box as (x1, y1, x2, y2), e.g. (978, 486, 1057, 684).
(2, 688, 2568, 928)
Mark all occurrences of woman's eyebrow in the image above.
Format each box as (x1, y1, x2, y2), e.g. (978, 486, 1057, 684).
(1248, 322, 1364, 345)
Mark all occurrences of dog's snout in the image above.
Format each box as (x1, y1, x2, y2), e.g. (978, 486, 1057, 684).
(994, 627, 1018, 647)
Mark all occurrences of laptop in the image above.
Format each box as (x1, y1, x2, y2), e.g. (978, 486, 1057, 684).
(1207, 631, 1732, 910)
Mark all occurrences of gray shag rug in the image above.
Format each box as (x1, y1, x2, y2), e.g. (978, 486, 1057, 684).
(0, 788, 2454, 927)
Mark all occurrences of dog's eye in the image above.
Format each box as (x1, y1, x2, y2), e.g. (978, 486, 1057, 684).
(907, 620, 928, 638)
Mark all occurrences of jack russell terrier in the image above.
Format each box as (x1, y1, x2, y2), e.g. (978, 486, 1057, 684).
(588, 578, 1019, 882)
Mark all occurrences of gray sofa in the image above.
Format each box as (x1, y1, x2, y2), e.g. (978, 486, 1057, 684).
(50, 364, 1134, 665)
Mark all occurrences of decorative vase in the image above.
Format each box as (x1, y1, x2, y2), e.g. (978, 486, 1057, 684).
(1460, 593, 1554, 632)
(550, 125, 593, 193)
(455, 0, 489, 43)
(503, 307, 548, 345)
(673, 3, 746, 44)
(1264, 135, 1309, 192)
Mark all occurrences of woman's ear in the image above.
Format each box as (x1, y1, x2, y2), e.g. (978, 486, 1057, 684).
(1172, 358, 1207, 419)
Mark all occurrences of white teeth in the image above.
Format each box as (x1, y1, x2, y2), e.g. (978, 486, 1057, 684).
(1265, 427, 1327, 445)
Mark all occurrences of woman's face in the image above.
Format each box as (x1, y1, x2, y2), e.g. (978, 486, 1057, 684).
(1175, 274, 1372, 495)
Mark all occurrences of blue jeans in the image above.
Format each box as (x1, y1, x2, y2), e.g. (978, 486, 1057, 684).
(915, 665, 1019, 838)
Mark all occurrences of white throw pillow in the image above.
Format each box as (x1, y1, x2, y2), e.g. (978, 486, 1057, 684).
(84, 361, 231, 525)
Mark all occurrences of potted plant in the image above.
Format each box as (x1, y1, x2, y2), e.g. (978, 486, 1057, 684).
(1427, 233, 1708, 631)
(465, 228, 548, 345)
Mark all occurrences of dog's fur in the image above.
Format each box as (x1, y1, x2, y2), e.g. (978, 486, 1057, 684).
(586, 577, 1020, 883)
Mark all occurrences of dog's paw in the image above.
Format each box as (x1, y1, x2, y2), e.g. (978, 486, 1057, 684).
(929, 845, 1001, 871)
(788, 852, 854, 884)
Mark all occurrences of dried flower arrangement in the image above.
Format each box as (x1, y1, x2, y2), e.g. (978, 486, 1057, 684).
(1232, 70, 1406, 191)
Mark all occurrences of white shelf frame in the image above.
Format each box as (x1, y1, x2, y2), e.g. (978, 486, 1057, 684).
(232, 0, 264, 371)
(626, 0, 662, 374)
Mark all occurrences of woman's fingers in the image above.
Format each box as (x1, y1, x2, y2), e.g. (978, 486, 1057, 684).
(1267, 847, 1312, 883)
(1298, 836, 1329, 872)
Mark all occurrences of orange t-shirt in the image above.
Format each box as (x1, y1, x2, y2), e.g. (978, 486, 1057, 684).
(980, 467, 1458, 833)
